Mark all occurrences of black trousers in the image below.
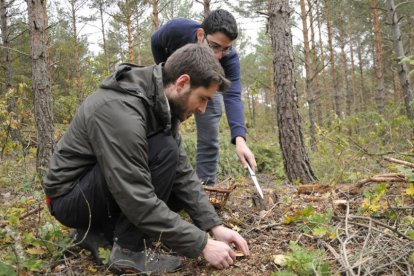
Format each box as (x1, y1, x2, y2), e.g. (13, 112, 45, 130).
(50, 131, 180, 251)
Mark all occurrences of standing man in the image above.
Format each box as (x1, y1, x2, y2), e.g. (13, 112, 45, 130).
(151, 9, 257, 185)
(43, 44, 249, 274)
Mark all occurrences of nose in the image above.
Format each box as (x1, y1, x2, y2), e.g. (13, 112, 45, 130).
(215, 51, 224, 60)
(197, 101, 208, 114)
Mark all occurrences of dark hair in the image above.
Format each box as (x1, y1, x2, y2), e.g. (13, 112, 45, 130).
(201, 9, 238, 41)
(163, 44, 230, 91)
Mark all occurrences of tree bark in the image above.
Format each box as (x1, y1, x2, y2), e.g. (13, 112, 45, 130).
(195, 0, 210, 18)
(0, 0, 13, 96)
(98, 0, 110, 73)
(152, 0, 159, 30)
(371, 0, 385, 115)
(68, 0, 83, 103)
(338, 24, 351, 117)
(268, 0, 317, 184)
(407, 15, 414, 58)
(324, 0, 341, 119)
(125, 0, 134, 63)
(386, 0, 413, 119)
(316, 0, 329, 123)
(26, 0, 54, 176)
(357, 42, 367, 112)
(348, 20, 358, 114)
(300, 0, 317, 150)
(202, 0, 210, 18)
(308, 0, 322, 127)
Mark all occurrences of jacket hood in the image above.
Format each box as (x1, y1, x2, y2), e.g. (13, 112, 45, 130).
(100, 63, 171, 131)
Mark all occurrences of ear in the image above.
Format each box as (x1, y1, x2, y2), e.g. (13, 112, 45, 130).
(196, 28, 205, 43)
(175, 74, 191, 93)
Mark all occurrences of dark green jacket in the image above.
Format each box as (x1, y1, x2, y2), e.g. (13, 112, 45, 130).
(44, 64, 222, 258)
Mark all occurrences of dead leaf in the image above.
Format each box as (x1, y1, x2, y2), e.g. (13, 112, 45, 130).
(26, 246, 46, 255)
(53, 264, 66, 273)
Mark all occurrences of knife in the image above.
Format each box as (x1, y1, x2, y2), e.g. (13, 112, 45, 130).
(246, 163, 264, 199)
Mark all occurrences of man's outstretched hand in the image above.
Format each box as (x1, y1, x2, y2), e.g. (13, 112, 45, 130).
(235, 136, 256, 172)
(202, 225, 250, 269)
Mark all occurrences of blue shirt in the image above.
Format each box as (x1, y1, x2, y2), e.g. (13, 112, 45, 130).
(151, 18, 246, 143)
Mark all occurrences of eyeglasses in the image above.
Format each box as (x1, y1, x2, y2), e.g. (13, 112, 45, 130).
(204, 36, 232, 56)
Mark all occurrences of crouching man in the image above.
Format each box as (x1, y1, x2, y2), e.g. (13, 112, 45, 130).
(43, 44, 249, 274)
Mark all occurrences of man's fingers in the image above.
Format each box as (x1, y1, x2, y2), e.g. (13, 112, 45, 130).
(246, 156, 257, 171)
(233, 237, 250, 256)
(229, 249, 236, 261)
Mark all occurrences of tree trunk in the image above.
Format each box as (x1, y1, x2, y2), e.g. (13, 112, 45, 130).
(348, 20, 358, 114)
(300, 0, 317, 150)
(125, 0, 134, 63)
(386, 0, 413, 119)
(135, 29, 142, 65)
(135, 3, 144, 65)
(357, 42, 367, 112)
(308, 0, 322, 127)
(270, 66, 277, 127)
(407, 15, 414, 57)
(316, 0, 329, 124)
(324, 0, 341, 119)
(0, 0, 13, 96)
(27, 0, 54, 176)
(69, 0, 83, 104)
(371, 0, 385, 115)
(268, 0, 317, 184)
(393, 69, 402, 102)
(338, 25, 351, 117)
(98, 0, 110, 73)
(203, 0, 210, 18)
(152, 0, 159, 30)
(195, 0, 210, 18)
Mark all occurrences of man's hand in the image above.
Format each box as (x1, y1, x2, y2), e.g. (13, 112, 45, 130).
(202, 225, 250, 269)
(235, 136, 256, 172)
(210, 225, 250, 256)
(202, 239, 236, 269)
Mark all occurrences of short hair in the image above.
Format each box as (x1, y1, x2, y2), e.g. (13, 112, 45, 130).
(201, 9, 238, 41)
(163, 44, 230, 91)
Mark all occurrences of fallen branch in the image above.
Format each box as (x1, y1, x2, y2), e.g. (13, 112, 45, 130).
(334, 215, 412, 240)
(355, 173, 407, 188)
(384, 157, 414, 169)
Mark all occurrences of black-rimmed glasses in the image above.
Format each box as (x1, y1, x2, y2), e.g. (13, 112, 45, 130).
(204, 35, 232, 56)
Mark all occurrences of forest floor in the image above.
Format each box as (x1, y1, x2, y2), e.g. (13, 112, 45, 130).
(2, 173, 414, 275)
(23, 171, 412, 275)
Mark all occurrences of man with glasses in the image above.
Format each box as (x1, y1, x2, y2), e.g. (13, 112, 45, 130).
(151, 9, 257, 186)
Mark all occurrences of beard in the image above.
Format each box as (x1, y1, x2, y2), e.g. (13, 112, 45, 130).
(168, 87, 192, 122)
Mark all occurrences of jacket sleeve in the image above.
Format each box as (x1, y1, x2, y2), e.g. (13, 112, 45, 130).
(221, 50, 247, 143)
(170, 134, 223, 231)
(88, 99, 208, 258)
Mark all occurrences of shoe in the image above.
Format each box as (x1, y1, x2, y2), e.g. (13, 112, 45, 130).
(108, 242, 182, 274)
(201, 181, 215, 186)
(70, 228, 112, 265)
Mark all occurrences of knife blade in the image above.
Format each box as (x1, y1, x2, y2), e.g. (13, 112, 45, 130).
(246, 163, 264, 199)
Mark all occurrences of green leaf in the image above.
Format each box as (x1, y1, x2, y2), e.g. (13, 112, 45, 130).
(0, 261, 17, 276)
(410, 252, 414, 264)
(271, 271, 296, 276)
(407, 230, 414, 240)
(396, 166, 414, 182)
(99, 247, 111, 265)
(312, 227, 329, 237)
